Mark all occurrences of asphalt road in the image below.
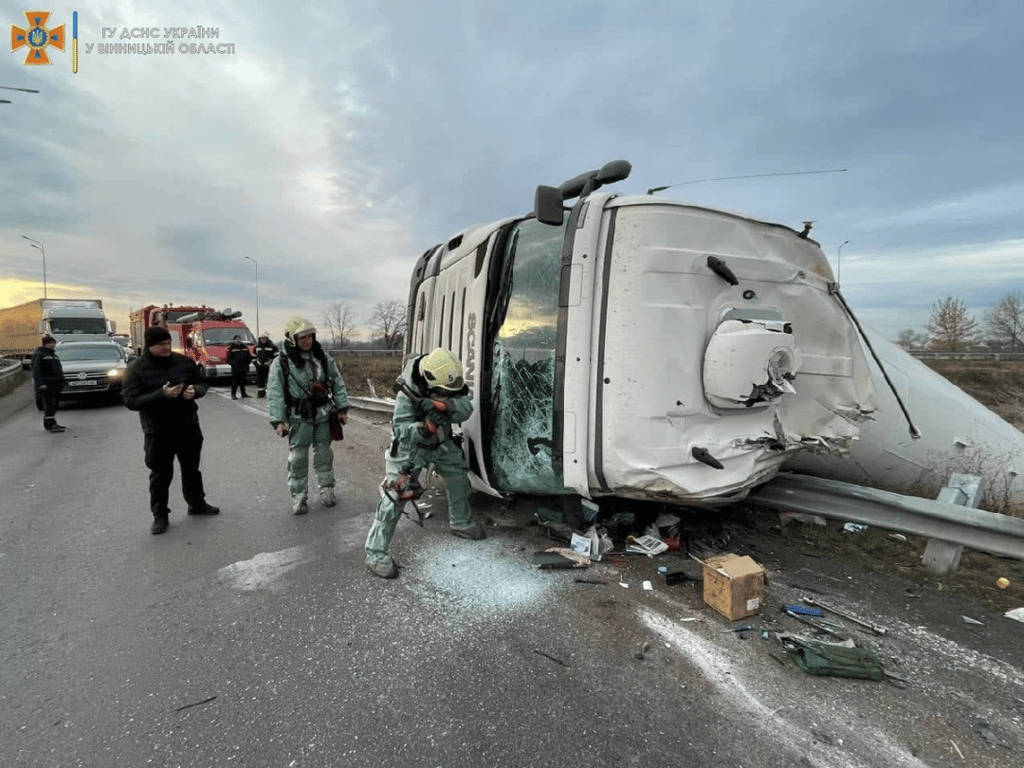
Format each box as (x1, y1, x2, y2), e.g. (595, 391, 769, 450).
(2, 378, 1023, 768)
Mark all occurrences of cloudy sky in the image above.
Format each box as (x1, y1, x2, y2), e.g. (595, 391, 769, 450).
(2, 0, 1022, 344)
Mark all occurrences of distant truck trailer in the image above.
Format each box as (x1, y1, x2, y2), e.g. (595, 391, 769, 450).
(129, 303, 255, 379)
(0, 298, 116, 363)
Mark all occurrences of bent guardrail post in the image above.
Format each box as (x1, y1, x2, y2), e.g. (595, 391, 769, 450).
(922, 474, 982, 574)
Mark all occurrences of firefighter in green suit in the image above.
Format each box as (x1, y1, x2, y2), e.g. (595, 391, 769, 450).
(365, 347, 484, 579)
(267, 317, 350, 515)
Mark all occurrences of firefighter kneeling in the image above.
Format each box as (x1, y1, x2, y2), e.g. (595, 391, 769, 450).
(365, 347, 484, 579)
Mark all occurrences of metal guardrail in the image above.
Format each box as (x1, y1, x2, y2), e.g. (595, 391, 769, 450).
(907, 350, 1024, 361)
(0, 358, 24, 383)
(346, 395, 395, 414)
(751, 473, 1024, 560)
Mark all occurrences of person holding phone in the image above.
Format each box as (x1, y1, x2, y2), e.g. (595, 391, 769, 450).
(123, 326, 220, 535)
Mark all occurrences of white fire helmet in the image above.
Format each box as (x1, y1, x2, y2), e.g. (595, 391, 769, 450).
(284, 316, 316, 340)
(420, 348, 464, 392)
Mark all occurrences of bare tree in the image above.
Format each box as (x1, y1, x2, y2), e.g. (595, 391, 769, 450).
(926, 296, 980, 352)
(895, 329, 926, 349)
(367, 299, 407, 350)
(321, 302, 357, 350)
(985, 290, 1024, 352)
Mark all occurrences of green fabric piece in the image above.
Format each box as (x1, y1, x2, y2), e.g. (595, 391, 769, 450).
(781, 635, 885, 681)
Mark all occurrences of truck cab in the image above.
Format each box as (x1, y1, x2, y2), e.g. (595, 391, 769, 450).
(176, 316, 256, 380)
(130, 304, 255, 379)
(405, 161, 877, 506)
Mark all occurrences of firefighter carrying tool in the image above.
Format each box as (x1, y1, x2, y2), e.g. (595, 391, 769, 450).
(383, 376, 452, 525)
(365, 347, 485, 579)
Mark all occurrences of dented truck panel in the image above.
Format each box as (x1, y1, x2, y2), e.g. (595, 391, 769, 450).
(562, 196, 875, 504)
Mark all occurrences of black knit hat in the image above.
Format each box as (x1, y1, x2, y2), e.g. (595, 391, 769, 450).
(144, 326, 172, 347)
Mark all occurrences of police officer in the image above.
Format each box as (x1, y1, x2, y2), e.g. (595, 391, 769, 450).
(365, 347, 484, 579)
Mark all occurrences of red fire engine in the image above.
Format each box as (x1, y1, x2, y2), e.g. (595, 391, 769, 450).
(129, 304, 256, 379)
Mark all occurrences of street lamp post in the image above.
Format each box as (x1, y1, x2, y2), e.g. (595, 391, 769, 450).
(21, 235, 46, 298)
(837, 240, 849, 283)
(244, 256, 259, 336)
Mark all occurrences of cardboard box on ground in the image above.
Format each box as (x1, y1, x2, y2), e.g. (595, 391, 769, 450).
(702, 554, 768, 621)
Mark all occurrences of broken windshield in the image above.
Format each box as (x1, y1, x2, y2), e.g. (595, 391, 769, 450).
(489, 217, 570, 494)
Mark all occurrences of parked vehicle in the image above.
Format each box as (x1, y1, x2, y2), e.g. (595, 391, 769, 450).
(129, 304, 255, 379)
(48, 340, 129, 405)
(110, 333, 134, 358)
(1, 298, 116, 364)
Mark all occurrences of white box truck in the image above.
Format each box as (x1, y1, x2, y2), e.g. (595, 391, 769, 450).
(0, 298, 116, 364)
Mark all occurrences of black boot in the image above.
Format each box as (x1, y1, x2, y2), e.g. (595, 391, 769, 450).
(151, 512, 169, 535)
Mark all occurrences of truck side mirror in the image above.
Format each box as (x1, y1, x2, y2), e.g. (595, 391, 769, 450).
(535, 185, 565, 226)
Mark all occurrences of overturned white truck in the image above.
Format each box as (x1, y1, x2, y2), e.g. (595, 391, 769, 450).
(404, 161, 1024, 510)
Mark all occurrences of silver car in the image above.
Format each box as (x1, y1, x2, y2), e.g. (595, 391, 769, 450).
(54, 340, 129, 402)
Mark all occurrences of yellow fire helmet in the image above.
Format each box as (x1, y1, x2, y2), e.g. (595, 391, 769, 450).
(420, 347, 464, 392)
(284, 316, 317, 340)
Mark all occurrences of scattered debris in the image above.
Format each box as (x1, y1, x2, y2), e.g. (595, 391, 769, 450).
(802, 597, 888, 636)
(700, 554, 768, 621)
(533, 649, 567, 667)
(783, 608, 848, 640)
(778, 511, 826, 526)
(663, 570, 697, 586)
(642, 580, 653, 591)
(778, 634, 885, 681)
(973, 721, 1007, 748)
(176, 695, 217, 713)
(625, 534, 668, 557)
(843, 523, 869, 534)
(961, 615, 984, 626)
(784, 604, 823, 617)
(570, 532, 593, 559)
(1005, 608, 1024, 623)
(531, 548, 591, 569)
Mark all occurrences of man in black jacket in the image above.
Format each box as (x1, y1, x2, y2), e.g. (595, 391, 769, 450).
(123, 326, 220, 534)
(31, 334, 66, 433)
(227, 335, 252, 399)
(253, 332, 278, 398)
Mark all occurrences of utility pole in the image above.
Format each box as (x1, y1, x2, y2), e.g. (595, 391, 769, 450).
(244, 256, 259, 336)
(22, 235, 46, 297)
